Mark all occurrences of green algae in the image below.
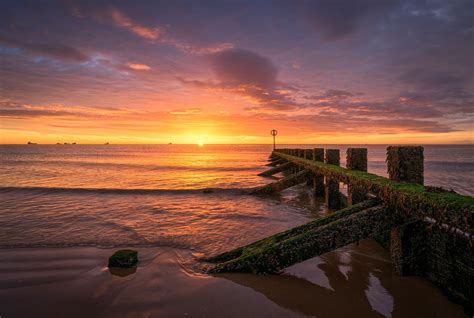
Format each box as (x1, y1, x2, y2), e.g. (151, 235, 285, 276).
(387, 146, 424, 185)
(346, 148, 368, 171)
(312, 148, 324, 162)
(272, 152, 473, 233)
(208, 205, 390, 274)
(324, 149, 340, 166)
(204, 200, 381, 264)
(108, 249, 138, 268)
(208, 149, 473, 313)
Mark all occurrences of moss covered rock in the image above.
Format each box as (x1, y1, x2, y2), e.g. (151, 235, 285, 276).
(108, 249, 138, 268)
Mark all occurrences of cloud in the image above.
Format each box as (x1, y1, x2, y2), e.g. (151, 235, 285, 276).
(110, 7, 232, 54)
(109, 7, 164, 41)
(304, 88, 447, 120)
(0, 99, 455, 139)
(179, 48, 469, 129)
(0, 101, 139, 119)
(397, 68, 474, 114)
(301, 0, 396, 40)
(305, 89, 356, 101)
(210, 49, 278, 88)
(0, 102, 77, 118)
(180, 48, 299, 110)
(0, 35, 89, 62)
(126, 63, 151, 71)
(93, 7, 233, 54)
(291, 62, 301, 70)
(168, 108, 202, 115)
(237, 110, 453, 135)
(339, 99, 443, 119)
(1, 0, 471, 140)
(165, 40, 233, 55)
(399, 69, 468, 92)
(236, 84, 456, 133)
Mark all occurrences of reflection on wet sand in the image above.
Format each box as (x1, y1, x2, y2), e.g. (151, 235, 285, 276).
(108, 266, 137, 277)
(0, 243, 468, 317)
(0, 247, 297, 317)
(217, 240, 467, 318)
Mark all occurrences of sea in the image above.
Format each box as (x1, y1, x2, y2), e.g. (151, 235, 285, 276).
(0, 144, 472, 317)
(0, 144, 472, 251)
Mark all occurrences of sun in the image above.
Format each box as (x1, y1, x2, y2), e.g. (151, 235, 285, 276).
(198, 137, 204, 147)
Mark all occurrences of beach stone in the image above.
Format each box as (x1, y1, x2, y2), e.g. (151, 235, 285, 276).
(108, 249, 138, 268)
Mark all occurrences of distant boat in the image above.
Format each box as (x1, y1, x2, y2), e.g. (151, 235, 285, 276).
(27, 141, 37, 145)
(64, 142, 69, 145)
(56, 143, 61, 145)
(72, 142, 76, 145)
(168, 142, 172, 145)
(105, 142, 109, 145)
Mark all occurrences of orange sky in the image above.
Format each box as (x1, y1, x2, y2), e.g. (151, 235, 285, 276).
(1, 105, 471, 144)
(0, 1, 472, 144)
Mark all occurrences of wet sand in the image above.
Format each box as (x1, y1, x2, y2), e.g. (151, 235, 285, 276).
(0, 240, 467, 318)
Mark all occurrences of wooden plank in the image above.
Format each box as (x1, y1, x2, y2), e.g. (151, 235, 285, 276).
(258, 162, 292, 176)
(265, 158, 286, 166)
(206, 204, 389, 273)
(204, 200, 380, 264)
(250, 169, 311, 194)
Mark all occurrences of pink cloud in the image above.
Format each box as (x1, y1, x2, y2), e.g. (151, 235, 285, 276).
(109, 8, 164, 41)
(105, 8, 232, 54)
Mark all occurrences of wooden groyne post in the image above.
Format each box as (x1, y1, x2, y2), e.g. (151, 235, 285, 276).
(312, 148, 325, 196)
(205, 145, 474, 312)
(387, 146, 424, 275)
(346, 148, 368, 205)
(324, 149, 342, 209)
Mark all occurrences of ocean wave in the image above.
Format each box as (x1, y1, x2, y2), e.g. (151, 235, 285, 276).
(0, 240, 197, 250)
(0, 159, 261, 172)
(0, 186, 251, 196)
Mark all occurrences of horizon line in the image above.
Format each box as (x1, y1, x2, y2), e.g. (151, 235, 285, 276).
(1, 143, 472, 146)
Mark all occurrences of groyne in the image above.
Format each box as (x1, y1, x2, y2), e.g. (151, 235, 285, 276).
(204, 146, 474, 312)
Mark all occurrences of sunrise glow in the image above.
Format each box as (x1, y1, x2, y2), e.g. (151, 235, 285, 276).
(0, 2, 472, 316)
(0, 1, 472, 145)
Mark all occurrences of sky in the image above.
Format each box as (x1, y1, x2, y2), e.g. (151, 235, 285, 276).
(0, 0, 473, 144)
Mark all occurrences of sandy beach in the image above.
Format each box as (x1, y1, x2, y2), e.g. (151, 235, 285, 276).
(0, 240, 467, 318)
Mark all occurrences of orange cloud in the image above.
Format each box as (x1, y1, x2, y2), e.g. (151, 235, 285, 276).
(105, 8, 232, 54)
(110, 8, 164, 40)
(167, 40, 233, 55)
(127, 63, 151, 71)
(169, 108, 202, 115)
